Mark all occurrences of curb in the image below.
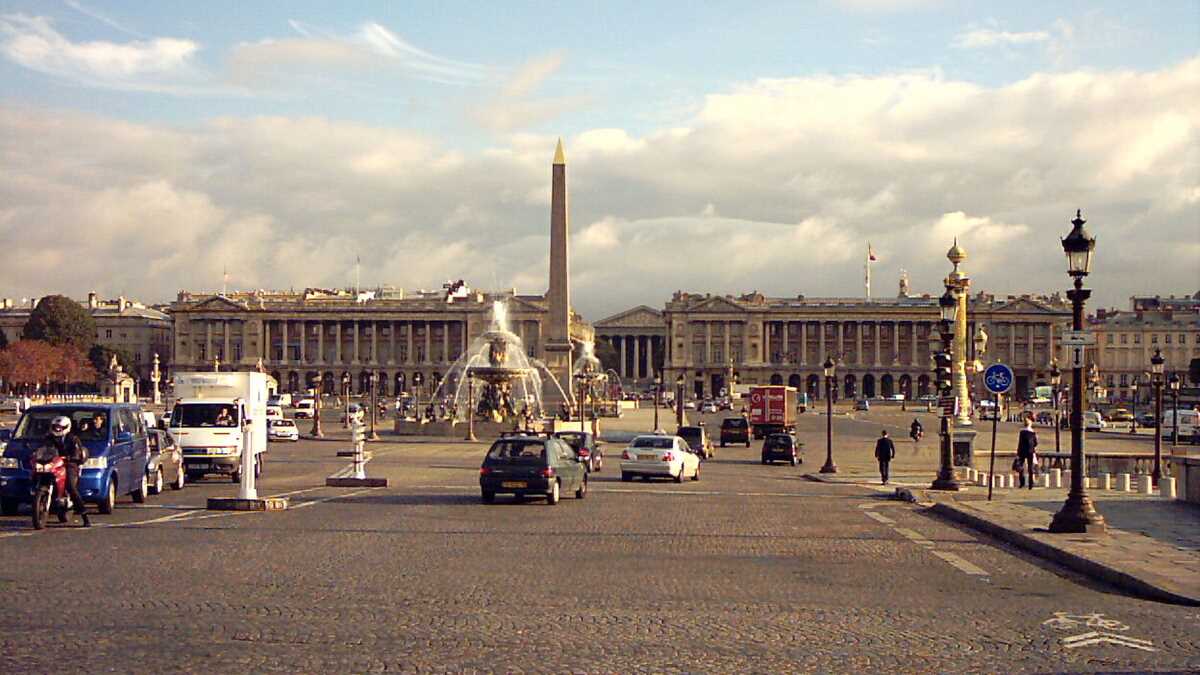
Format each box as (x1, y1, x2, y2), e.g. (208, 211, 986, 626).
(929, 501, 1200, 606)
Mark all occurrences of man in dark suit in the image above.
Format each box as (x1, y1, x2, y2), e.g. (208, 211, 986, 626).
(874, 430, 896, 485)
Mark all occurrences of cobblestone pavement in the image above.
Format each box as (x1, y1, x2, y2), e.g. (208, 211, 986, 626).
(1, 418, 1198, 672)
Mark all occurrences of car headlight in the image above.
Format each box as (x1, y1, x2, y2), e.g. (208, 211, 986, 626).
(82, 456, 108, 469)
(0, 457, 19, 469)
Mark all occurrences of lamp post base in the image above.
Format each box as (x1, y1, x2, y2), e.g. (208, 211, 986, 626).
(819, 461, 838, 474)
(930, 476, 962, 491)
(1048, 494, 1108, 534)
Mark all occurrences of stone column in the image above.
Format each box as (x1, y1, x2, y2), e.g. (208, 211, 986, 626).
(424, 321, 432, 364)
(261, 321, 270, 361)
(874, 321, 882, 366)
(723, 322, 732, 364)
(335, 322, 342, 363)
(317, 320, 324, 364)
(406, 322, 413, 364)
(818, 321, 826, 363)
(783, 322, 790, 364)
(371, 320, 378, 364)
(388, 320, 395, 365)
(223, 320, 231, 364)
(1008, 322, 1016, 365)
(617, 336, 626, 378)
(800, 322, 807, 365)
(278, 320, 286, 365)
(911, 322, 919, 366)
(1027, 323, 1035, 366)
(632, 334, 640, 380)
(442, 321, 449, 363)
(763, 322, 771, 363)
(1048, 322, 1055, 365)
(298, 320, 306, 364)
(837, 322, 844, 360)
(350, 320, 359, 363)
(855, 322, 863, 365)
(705, 322, 712, 366)
(892, 321, 900, 365)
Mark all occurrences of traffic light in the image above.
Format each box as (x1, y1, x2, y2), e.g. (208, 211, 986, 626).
(933, 351, 953, 393)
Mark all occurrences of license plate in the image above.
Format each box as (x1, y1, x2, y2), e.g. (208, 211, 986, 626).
(191, 463, 210, 470)
(501, 481, 527, 489)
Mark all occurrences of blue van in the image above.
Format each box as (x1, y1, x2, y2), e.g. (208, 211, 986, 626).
(0, 403, 151, 515)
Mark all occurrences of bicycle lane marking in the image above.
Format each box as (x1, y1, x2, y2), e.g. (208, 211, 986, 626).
(861, 504, 991, 579)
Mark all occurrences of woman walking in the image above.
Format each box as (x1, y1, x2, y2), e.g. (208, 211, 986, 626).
(1017, 413, 1039, 489)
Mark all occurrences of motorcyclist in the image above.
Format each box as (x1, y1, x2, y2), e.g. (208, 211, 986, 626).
(910, 418, 924, 441)
(45, 416, 90, 527)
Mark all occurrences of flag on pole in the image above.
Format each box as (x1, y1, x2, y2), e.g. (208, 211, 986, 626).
(868, 243, 877, 262)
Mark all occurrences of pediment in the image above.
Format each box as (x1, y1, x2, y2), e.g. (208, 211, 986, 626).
(691, 296, 747, 314)
(596, 305, 663, 328)
(987, 298, 1064, 315)
(504, 296, 547, 314)
(191, 295, 249, 312)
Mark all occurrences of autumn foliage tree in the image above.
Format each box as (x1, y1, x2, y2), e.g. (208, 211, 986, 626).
(0, 340, 96, 394)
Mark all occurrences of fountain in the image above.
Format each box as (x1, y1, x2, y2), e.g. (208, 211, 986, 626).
(399, 301, 566, 437)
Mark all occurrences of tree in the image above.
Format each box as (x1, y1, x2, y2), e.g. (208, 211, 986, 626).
(22, 294, 96, 351)
(89, 344, 133, 375)
(56, 346, 96, 389)
(0, 340, 62, 393)
(0, 328, 7, 350)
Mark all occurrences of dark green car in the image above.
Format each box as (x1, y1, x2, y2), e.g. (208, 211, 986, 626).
(479, 435, 588, 505)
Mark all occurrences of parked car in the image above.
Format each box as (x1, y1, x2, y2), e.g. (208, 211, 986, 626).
(1135, 412, 1157, 428)
(676, 425, 714, 460)
(1083, 411, 1106, 432)
(1106, 408, 1133, 423)
(1162, 409, 1199, 442)
(683, 400, 697, 410)
(269, 419, 300, 442)
(620, 434, 701, 483)
(0, 403, 151, 515)
(265, 405, 283, 423)
(719, 416, 751, 447)
(761, 433, 802, 466)
(553, 430, 603, 472)
(700, 400, 718, 414)
(479, 435, 587, 505)
(854, 399, 870, 411)
(146, 428, 186, 494)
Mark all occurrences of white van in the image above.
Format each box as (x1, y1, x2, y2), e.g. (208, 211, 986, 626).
(294, 398, 316, 419)
(1083, 411, 1106, 432)
(1161, 409, 1198, 443)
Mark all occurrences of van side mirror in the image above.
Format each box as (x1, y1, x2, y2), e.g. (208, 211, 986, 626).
(116, 431, 133, 443)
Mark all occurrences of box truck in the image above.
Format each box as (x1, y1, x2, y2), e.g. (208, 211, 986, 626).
(748, 385, 798, 439)
(169, 371, 269, 482)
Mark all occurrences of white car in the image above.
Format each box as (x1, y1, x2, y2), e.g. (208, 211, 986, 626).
(1083, 411, 1106, 432)
(269, 419, 300, 442)
(294, 399, 316, 419)
(265, 405, 283, 423)
(620, 434, 701, 483)
(700, 401, 718, 414)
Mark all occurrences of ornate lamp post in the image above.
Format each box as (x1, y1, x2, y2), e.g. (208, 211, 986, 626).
(1050, 360, 1062, 455)
(820, 356, 837, 474)
(150, 353, 162, 406)
(1169, 372, 1181, 447)
(1049, 210, 1106, 534)
(309, 374, 323, 438)
(368, 371, 380, 441)
(653, 371, 662, 432)
(1151, 348, 1164, 484)
(675, 373, 685, 428)
(342, 373, 352, 428)
(465, 370, 477, 441)
(931, 286, 961, 491)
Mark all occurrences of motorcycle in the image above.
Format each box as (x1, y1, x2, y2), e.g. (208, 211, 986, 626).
(910, 428, 924, 442)
(29, 445, 71, 530)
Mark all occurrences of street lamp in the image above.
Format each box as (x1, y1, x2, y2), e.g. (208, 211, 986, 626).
(1169, 372, 1181, 447)
(368, 371, 380, 441)
(309, 374, 323, 438)
(342, 373, 352, 428)
(675, 373, 685, 428)
(653, 371, 662, 432)
(820, 355, 837, 474)
(465, 370, 477, 442)
(1151, 348, 1164, 484)
(931, 286, 960, 491)
(1049, 209, 1106, 534)
(1050, 360, 1062, 455)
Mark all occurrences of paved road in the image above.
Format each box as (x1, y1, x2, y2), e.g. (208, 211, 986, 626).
(1, 418, 1197, 672)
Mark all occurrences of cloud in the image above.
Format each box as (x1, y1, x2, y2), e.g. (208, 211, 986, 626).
(471, 50, 588, 132)
(952, 28, 1050, 49)
(0, 13, 202, 91)
(0, 58, 1196, 319)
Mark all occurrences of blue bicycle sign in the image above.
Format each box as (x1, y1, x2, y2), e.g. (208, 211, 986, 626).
(984, 363, 1014, 394)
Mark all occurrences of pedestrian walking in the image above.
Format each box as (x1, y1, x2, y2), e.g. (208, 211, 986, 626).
(1017, 413, 1038, 489)
(874, 430, 896, 485)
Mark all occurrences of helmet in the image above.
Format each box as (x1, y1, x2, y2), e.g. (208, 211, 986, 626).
(49, 416, 72, 438)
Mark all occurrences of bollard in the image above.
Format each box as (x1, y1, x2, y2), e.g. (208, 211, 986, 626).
(1162, 477, 1177, 500)
(1119, 473, 1131, 491)
(978, 472, 988, 487)
(1138, 475, 1153, 495)
(966, 468, 976, 482)
(238, 425, 256, 500)
(991, 473, 1003, 489)
(1040, 472, 1051, 488)
(1051, 468, 1063, 489)
(1101, 473, 1112, 490)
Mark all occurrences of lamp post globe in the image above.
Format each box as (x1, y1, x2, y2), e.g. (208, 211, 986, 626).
(675, 373, 685, 428)
(1049, 210, 1106, 534)
(820, 356, 837, 474)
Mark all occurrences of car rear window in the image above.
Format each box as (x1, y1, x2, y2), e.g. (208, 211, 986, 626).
(632, 436, 674, 449)
(677, 428, 701, 442)
(766, 435, 792, 448)
(721, 418, 747, 428)
(486, 440, 547, 462)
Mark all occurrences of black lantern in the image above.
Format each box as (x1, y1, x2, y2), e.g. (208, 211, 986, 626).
(1061, 209, 1096, 277)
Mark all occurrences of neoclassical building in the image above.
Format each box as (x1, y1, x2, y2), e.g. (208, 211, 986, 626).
(1090, 293, 1200, 402)
(168, 286, 592, 397)
(598, 284, 1071, 402)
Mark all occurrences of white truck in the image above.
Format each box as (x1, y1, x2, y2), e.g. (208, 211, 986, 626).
(169, 371, 270, 482)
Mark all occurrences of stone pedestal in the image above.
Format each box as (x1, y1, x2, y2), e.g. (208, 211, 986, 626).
(952, 429, 978, 467)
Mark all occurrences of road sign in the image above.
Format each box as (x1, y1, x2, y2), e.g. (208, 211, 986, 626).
(938, 395, 958, 418)
(1061, 330, 1095, 346)
(984, 363, 1014, 394)
(1068, 345, 1086, 369)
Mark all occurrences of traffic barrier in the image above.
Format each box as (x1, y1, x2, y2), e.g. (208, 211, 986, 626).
(991, 473, 1003, 489)
(966, 468, 977, 482)
(1119, 473, 1131, 491)
(1162, 477, 1177, 500)
(1138, 475, 1153, 495)
(977, 472, 988, 487)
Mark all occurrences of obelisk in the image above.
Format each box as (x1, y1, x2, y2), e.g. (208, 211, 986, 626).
(543, 139, 573, 400)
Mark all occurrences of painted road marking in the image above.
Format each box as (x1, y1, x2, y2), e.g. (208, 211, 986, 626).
(930, 550, 989, 576)
(894, 527, 935, 547)
(1061, 631, 1157, 652)
(863, 511, 896, 525)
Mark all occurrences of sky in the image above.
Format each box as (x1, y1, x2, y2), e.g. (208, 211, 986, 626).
(0, 1, 1197, 322)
